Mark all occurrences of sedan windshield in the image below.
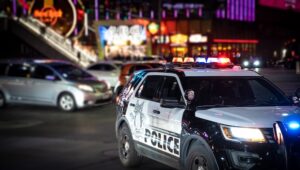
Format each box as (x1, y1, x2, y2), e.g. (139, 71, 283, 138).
(52, 64, 94, 81)
(184, 77, 292, 108)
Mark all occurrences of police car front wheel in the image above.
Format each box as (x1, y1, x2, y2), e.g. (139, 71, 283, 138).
(185, 142, 218, 170)
(118, 123, 142, 167)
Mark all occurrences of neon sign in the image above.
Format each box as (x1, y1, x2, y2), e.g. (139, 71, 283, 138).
(30, 0, 77, 37)
(189, 34, 208, 43)
(34, 7, 62, 26)
(170, 34, 188, 46)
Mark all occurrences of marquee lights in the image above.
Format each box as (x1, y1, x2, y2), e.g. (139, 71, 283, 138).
(103, 25, 147, 46)
(170, 34, 188, 46)
(189, 34, 207, 43)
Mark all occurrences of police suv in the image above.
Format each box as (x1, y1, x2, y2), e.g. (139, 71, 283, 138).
(115, 59, 300, 170)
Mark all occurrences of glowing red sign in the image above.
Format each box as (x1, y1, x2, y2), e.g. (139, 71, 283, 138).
(34, 7, 63, 26)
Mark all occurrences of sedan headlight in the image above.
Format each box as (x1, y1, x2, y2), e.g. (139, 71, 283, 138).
(243, 61, 249, 67)
(253, 60, 260, 66)
(221, 125, 266, 143)
(77, 84, 94, 92)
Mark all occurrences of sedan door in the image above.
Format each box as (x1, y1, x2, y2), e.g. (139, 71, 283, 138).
(28, 65, 62, 105)
(4, 63, 33, 102)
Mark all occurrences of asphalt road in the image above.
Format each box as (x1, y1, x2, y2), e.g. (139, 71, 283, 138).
(0, 68, 299, 170)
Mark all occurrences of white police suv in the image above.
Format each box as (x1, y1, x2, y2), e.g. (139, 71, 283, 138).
(115, 60, 300, 170)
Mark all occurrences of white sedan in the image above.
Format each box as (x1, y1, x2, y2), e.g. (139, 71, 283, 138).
(86, 61, 120, 88)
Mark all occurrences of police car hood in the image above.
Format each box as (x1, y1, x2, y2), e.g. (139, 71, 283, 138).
(195, 106, 300, 128)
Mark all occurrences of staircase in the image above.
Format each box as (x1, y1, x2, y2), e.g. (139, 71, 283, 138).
(10, 16, 98, 67)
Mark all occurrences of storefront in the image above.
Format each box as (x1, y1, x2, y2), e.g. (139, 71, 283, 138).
(150, 19, 258, 61)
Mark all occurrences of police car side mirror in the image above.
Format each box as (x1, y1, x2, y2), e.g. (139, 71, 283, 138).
(184, 89, 195, 104)
(160, 99, 185, 109)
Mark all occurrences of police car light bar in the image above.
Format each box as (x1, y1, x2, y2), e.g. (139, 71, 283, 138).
(172, 57, 183, 63)
(183, 57, 195, 63)
(195, 57, 231, 64)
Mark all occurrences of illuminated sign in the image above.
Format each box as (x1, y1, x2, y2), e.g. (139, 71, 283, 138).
(99, 24, 147, 58)
(153, 35, 170, 44)
(163, 3, 203, 9)
(33, 7, 62, 26)
(260, 0, 300, 12)
(189, 34, 208, 43)
(30, 0, 77, 37)
(103, 25, 146, 46)
(148, 22, 159, 35)
(170, 34, 188, 46)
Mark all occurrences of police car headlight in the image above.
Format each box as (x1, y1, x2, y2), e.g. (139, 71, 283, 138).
(77, 84, 94, 92)
(221, 126, 266, 143)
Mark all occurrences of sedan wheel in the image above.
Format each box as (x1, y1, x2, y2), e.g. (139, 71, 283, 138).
(58, 93, 76, 112)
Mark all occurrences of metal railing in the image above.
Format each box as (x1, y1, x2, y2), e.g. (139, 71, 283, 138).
(15, 16, 98, 67)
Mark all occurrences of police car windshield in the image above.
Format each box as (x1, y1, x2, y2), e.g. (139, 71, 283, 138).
(185, 77, 292, 108)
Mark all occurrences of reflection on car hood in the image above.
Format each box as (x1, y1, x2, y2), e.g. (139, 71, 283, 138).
(195, 106, 300, 128)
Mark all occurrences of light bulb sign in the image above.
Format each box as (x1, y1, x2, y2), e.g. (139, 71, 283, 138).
(29, 0, 77, 37)
(189, 34, 208, 43)
(99, 24, 147, 58)
(103, 25, 146, 46)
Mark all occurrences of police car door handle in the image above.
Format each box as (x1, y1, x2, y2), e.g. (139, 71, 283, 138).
(129, 103, 135, 107)
(153, 110, 160, 114)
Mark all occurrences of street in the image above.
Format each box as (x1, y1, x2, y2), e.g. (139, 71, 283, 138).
(0, 68, 299, 170)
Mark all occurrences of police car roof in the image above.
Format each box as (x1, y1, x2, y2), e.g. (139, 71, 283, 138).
(175, 68, 261, 77)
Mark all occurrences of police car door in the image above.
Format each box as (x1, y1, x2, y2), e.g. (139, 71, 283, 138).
(125, 75, 164, 146)
(146, 75, 186, 158)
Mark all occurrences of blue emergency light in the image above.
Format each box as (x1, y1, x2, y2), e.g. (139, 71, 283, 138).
(288, 121, 300, 130)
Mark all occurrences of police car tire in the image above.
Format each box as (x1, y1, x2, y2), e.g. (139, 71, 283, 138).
(118, 123, 142, 167)
(185, 142, 218, 170)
